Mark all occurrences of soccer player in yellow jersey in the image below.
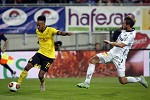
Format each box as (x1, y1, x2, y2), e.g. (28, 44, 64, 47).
(17, 15, 73, 91)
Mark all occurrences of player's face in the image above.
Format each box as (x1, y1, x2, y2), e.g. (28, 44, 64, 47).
(36, 21, 45, 31)
(95, 44, 100, 50)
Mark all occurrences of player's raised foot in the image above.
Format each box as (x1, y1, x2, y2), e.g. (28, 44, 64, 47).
(77, 82, 90, 89)
(139, 75, 148, 88)
(40, 83, 45, 91)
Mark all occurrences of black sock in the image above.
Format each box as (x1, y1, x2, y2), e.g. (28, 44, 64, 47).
(2, 64, 13, 74)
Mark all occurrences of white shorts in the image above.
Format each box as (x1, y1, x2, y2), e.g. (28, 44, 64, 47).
(96, 52, 126, 77)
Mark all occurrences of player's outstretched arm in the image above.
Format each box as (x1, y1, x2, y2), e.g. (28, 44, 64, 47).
(103, 40, 126, 48)
(57, 31, 73, 36)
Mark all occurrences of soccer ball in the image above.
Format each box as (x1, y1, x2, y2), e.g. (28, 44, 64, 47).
(8, 82, 19, 92)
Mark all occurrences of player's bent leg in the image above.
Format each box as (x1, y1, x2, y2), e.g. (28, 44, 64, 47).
(118, 77, 128, 84)
(117, 70, 128, 84)
(89, 55, 100, 64)
(77, 55, 101, 89)
(119, 75, 148, 88)
(18, 63, 33, 85)
(18, 70, 28, 85)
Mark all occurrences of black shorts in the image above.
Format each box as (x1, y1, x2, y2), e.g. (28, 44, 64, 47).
(28, 53, 54, 72)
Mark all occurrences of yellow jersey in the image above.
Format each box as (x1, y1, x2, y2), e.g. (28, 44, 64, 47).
(36, 27, 59, 58)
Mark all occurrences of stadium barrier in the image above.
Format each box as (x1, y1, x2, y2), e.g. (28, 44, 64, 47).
(0, 50, 149, 79)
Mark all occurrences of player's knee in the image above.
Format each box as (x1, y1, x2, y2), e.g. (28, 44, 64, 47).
(24, 63, 33, 71)
(119, 81, 126, 84)
(38, 74, 44, 80)
(119, 78, 127, 84)
(39, 75, 44, 80)
(89, 56, 99, 64)
(24, 67, 30, 71)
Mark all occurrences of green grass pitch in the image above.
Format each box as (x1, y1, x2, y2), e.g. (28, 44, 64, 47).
(0, 77, 150, 100)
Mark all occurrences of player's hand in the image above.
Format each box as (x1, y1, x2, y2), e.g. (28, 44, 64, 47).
(67, 32, 73, 36)
(2, 47, 6, 53)
(103, 40, 111, 44)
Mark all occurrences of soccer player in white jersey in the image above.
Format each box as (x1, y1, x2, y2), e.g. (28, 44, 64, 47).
(77, 16, 148, 89)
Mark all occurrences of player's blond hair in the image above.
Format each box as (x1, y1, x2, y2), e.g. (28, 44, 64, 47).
(126, 15, 136, 23)
(125, 15, 136, 27)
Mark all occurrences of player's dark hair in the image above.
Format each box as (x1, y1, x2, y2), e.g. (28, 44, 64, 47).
(37, 15, 46, 23)
(124, 17, 135, 28)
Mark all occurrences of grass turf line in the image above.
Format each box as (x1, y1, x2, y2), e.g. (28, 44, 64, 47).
(0, 77, 150, 100)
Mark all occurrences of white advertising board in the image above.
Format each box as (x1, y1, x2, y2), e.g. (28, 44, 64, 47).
(66, 6, 142, 32)
(0, 51, 40, 79)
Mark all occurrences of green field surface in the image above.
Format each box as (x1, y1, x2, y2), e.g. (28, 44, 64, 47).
(0, 77, 150, 100)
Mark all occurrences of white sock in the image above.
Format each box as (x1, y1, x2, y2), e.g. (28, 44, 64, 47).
(126, 76, 141, 83)
(85, 64, 95, 84)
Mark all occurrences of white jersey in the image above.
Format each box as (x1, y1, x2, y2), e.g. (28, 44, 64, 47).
(109, 29, 136, 59)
